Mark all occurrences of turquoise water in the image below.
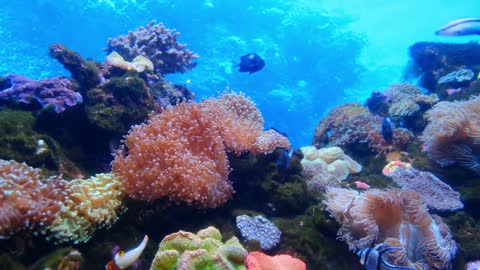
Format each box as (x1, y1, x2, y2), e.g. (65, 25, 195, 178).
(1, 0, 475, 146)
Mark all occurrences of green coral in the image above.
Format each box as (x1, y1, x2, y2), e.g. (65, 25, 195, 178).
(150, 226, 247, 270)
(85, 75, 155, 134)
(0, 109, 60, 171)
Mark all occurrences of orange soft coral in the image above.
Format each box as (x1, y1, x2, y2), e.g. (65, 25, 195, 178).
(324, 188, 457, 269)
(245, 251, 306, 270)
(0, 159, 64, 238)
(112, 92, 290, 208)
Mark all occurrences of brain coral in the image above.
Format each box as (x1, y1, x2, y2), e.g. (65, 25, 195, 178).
(149, 226, 247, 270)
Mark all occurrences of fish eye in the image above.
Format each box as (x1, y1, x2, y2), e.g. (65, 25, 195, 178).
(118, 251, 124, 256)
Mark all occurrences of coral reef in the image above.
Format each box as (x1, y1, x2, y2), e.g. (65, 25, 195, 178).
(43, 173, 125, 244)
(420, 96, 480, 174)
(112, 92, 290, 208)
(324, 187, 457, 269)
(0, 159, 64, 238)
(149, 226, 247, 270)
(0, 159, 125, 243)
(407, 42, 480, 92)
(0, 109, 79, 174)
(300, 146, 362, 191)
(85, 75, 156, 135)
(49, 43, 101, 90)
(105, 21, 198, 75)
(388, 167, 463, 211)
(0, 74, 83, 113)
(382, 83, 438, 121)
(313, 103, 412, 153)
(236, 215, 281, 251)
(245, 251, 306, 270)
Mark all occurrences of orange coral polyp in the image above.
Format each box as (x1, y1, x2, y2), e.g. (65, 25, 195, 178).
(112, 92, 290, 208)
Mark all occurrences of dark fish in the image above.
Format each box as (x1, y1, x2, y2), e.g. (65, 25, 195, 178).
(276, 148, 294, 172)
(357, 243, 415, 270)
(436, 18, 480, 36)
(381, 117, 394, 143)
(237, 53, 265, 73)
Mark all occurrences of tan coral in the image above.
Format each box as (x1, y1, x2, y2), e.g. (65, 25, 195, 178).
(300, 146, 362, 190)
(324, 187, 457, 269)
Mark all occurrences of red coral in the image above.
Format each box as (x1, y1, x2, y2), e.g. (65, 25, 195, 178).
(112, 92, 290, 208)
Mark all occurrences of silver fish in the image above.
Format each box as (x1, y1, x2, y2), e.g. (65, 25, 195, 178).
(436, 18, 480, 36)
(357, 243, 416, 270)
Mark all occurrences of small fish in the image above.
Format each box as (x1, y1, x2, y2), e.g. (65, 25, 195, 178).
(276, 148, 294, 172)
(381, 117, 394, 143)
(357, 243, 415, 270)
(106, 235, 148, 270)
(237, 53, 265, 73)
(354, 181, 370, 189)
(435, 18, 480, 36)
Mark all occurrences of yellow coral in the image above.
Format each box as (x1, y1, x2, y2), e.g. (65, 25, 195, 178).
(44, 173, 126, 244)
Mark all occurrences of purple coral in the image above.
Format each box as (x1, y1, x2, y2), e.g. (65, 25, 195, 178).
(389, 167, 463, 211)
(105, 21, 198, 75)
(0, 74, 82, 113)
(236, 215, 281, 250)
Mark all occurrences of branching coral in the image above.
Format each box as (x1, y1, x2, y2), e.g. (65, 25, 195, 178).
(313, 103, 412, 153)
(420, 96, 480, 174)
(324, 187, 457, 269)
(105, 21, 198, 75)
(112, 92, 290, 208)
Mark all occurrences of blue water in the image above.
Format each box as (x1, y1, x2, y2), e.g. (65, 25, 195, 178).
(0, 0, 477, 147)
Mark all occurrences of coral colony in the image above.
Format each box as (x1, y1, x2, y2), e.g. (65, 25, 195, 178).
(2, 19, 480, 270)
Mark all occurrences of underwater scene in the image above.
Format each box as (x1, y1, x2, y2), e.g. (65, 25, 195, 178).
(1, 0, 480, 269)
